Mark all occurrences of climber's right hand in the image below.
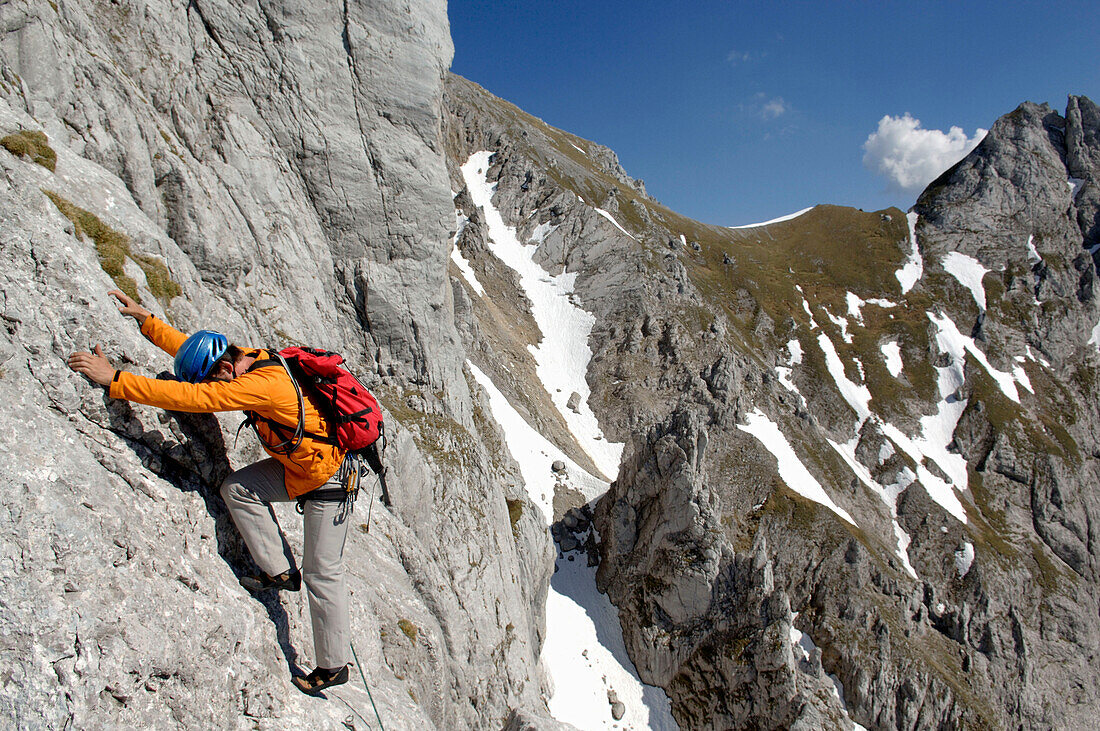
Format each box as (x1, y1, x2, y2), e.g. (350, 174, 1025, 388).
(109, 290, 151, 326)
(67, 345, 117, 387)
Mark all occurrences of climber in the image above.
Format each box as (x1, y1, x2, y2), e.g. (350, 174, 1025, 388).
(66, 290, 354, 695)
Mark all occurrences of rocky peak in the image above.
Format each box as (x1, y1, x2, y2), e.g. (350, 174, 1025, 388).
(915, 97, 1100, 372)
(1066, 95, 1100, 247)
(5, 2, 1100, 728)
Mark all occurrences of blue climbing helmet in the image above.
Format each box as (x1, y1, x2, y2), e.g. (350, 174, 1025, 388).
(174, 330, 229, 383)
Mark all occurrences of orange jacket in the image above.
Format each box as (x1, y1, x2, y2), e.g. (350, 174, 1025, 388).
(109, 316, 344, 497)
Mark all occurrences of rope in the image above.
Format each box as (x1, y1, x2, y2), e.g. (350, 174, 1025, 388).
(334, 693, 374, 729)
(364, 473, 376, 533)
(351, 640, 385, 731)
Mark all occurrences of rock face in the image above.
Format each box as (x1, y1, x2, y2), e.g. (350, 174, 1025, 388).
(444, 78, 1100, 730)
(4, 2, 1100, 728)
(594, 410, 848, 730)
(0, 2, 554, 729)
(915, 99, 1100, 365)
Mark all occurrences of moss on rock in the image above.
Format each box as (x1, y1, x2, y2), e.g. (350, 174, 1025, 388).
(398, 618, 419, 643)
(43, 190, 181, 306)
(2, 129, 57, 172)
(506, 498, 524, 537)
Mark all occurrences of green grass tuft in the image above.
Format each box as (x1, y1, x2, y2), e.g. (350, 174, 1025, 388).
(43, 190, 181, 306)
(398, 618, 419, 643)
(2, 129, 57, 172)
(506, 498, 524, 537)
(134, 253, 182, 303)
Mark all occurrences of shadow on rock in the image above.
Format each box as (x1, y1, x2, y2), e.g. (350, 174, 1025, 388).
(103, 381, 302, 674)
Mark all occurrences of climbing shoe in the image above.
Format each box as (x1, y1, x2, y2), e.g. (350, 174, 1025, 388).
(238, 568, 301, 593)
(292, 664, 350, 695)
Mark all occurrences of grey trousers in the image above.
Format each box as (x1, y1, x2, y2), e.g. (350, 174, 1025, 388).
(220, 458, 351, 669)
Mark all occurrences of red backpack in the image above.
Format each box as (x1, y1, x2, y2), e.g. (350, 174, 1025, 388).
(243, 347, 385, 475)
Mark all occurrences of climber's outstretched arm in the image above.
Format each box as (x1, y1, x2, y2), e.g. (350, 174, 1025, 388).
(107, 289, 188, 355)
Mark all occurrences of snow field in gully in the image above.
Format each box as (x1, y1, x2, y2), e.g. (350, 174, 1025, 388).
(461, 151, 622, 479)
(460, 153, 675, 730)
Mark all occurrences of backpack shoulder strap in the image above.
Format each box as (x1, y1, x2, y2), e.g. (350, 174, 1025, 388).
(245, 355, 282, 373)
(238, 352, 307, 455)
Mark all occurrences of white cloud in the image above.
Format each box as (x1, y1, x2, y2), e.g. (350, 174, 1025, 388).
(862, 114, 987, 194)
(761, 97, 788, 120)
(727, 49, 765, 64)
(738, 94, 792, 123)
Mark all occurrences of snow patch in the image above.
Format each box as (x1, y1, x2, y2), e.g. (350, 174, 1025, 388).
(1089, 318, 1100, 351)
(1026, 346, 1051, 368)
(461, 152, 623, 477)
(1013, 364, 1034, 395)
(893, 523, 917, 579)
(729, 206, 814, 229)
(824, 308, 853, 343)
(929, 312, 1026, 403)
(801, 299, 819, 329)
(775, 366, 800, 399)
(817, 334, 871, 420)
(530, 221, 559, 244)
(1069, 177, 1085, 198)
(788, 338, 804, 365)
(594, 207, 638, 241)
(450, 211, 485, 296)
(881, 340, 903, 378)
(942, 251, 989, 311)
(954, 541, 975, 578)
(775, 339, 806, 405)
(738, 409, 856, 526)
(846, 292, 866, 323)
(1025, 234, 1041, 263)
(896, 212, 924, 293)
(796, 288, 820, 330)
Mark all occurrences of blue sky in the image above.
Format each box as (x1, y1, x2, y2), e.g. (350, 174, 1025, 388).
(449, 1, 1099, 226)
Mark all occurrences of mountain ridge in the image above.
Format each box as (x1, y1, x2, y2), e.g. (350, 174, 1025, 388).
(444, 73, 1100, 728)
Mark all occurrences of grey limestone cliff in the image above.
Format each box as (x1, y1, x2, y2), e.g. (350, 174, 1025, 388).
(5, 2, 1100, 727)
(0, 1, 558, 729)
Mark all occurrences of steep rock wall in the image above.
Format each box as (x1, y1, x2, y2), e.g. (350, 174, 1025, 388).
(0, 2, 555, 728)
